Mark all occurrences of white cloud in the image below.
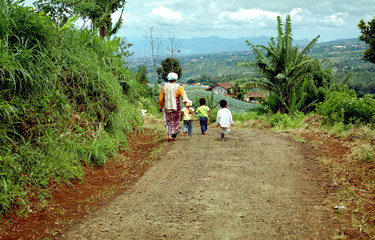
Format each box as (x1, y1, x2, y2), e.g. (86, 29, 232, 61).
(323, 13, 345, 26)
(149, 6, 183, 21)
(21, 0, 374, 42)
(289, 8, 304, 21)
(217, 8, 280, 23)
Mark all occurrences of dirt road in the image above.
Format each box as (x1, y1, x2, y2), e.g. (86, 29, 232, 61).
(59, 125, 339, 239)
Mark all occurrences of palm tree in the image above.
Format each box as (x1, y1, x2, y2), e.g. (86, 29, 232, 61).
(239, 15, 319, 114)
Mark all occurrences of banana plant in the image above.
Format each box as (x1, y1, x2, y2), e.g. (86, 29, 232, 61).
(52, 14, 78, 36)
(237, 15, 319, 114)
(58, 14, 78, 33)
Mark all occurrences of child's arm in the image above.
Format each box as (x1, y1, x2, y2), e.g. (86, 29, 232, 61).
(188, 108, 194, 115)
(216, 111, 220, 127)
(180, 111, 184, 121)
(190, 109, 195, 121)
(209, 110, 214, 119)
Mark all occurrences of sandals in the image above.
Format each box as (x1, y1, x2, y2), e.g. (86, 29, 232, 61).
(168, 133, 179, 142)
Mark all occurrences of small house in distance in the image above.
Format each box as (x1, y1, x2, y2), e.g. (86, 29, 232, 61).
(206, 82, 233, 95)
(245, 92, 267, 103)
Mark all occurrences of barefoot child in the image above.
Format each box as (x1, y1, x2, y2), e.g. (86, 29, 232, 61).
(216, 100, 233, 141)
(196, 98, 213, 135)
(180, 101, 194, 136)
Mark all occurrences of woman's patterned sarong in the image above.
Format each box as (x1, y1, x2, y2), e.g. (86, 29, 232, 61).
(164, 97, 181, 135)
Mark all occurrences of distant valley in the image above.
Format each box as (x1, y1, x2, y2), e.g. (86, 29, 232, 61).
(125, 36, 375, 96)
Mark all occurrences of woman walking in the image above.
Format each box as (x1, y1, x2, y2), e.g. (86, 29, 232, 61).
(159, 72, 190, 142)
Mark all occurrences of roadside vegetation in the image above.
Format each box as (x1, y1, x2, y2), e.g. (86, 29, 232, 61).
(0, 1, 153, 216)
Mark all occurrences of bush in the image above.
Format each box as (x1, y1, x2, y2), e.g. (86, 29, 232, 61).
(0, 2, 55, 48)
(316, 88, 375, 124)
(233, 111, 260, 122)
(0, 3, 152, 215)
(268, 112, 305, 130)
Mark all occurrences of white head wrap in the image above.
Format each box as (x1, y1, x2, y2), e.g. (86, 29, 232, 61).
(167, 72, 178, 81)
(185, 99, 192, 107)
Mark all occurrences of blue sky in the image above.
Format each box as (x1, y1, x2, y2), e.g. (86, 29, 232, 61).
(24, 0, 375, 42)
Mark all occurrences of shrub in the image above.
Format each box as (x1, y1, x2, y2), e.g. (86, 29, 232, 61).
(268, 112, 305, 130)
(0, 2, 55, 48)
(316, 89, 375, 125)
(233, 111, 260, 122)
(0, 3, 152, 215)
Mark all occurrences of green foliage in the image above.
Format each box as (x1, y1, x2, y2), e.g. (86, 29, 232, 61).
(307, 39, 375, 97)
(137, 65, 148, 84)
(316, 86, 375, 124)
(34, 0, 74, 25)
(161, 57, 182, 81)
(238, 15, 320, 114)
(256, 92, 280, 114)
(268, 112, 305, 130)
(358, 17, 375, 64)
(0, 3, 57, 95)
(58, 15, 78, 33)
(34, 0, 126, 39)
(233, 111, 262, 122)
(233, 110, 304, 131)
(206, 91, 217, 110)
(0, 3, 151, 215)
(0, 2, 56, 48)
(330, 122, 352, 134)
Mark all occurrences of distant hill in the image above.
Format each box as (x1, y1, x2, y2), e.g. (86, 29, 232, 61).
(125, 35, 312, 57)
(127, 37, 375, 96)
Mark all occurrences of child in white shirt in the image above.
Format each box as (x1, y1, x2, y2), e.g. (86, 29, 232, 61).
(216, 100, 233, 141)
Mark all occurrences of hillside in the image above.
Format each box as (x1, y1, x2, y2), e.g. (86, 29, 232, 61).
(129, 38, 375, 95)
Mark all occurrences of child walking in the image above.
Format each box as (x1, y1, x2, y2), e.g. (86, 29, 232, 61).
(216, 99, 233, 141)
(196, 98, 213, 135)
(180, 101, 194, 136)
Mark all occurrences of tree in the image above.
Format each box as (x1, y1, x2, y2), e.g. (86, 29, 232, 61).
(35, 0, 126, 39)
(156, 67, 163, 84)
(137, 65, 148, 84)
(74, 0, 126, 39)
(34, 0, 77, 25)
(358, 17, 375, 64)
(160, 58, 182, 81)
(1, 1, 56, 48)
(238, 15, 319, 114)
(235, 89, 247, 100)
(167, 35, 181, 72)
(146, 26, 163, 83)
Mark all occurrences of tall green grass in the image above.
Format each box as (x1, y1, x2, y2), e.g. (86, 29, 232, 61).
(0, 2, 151, 215)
